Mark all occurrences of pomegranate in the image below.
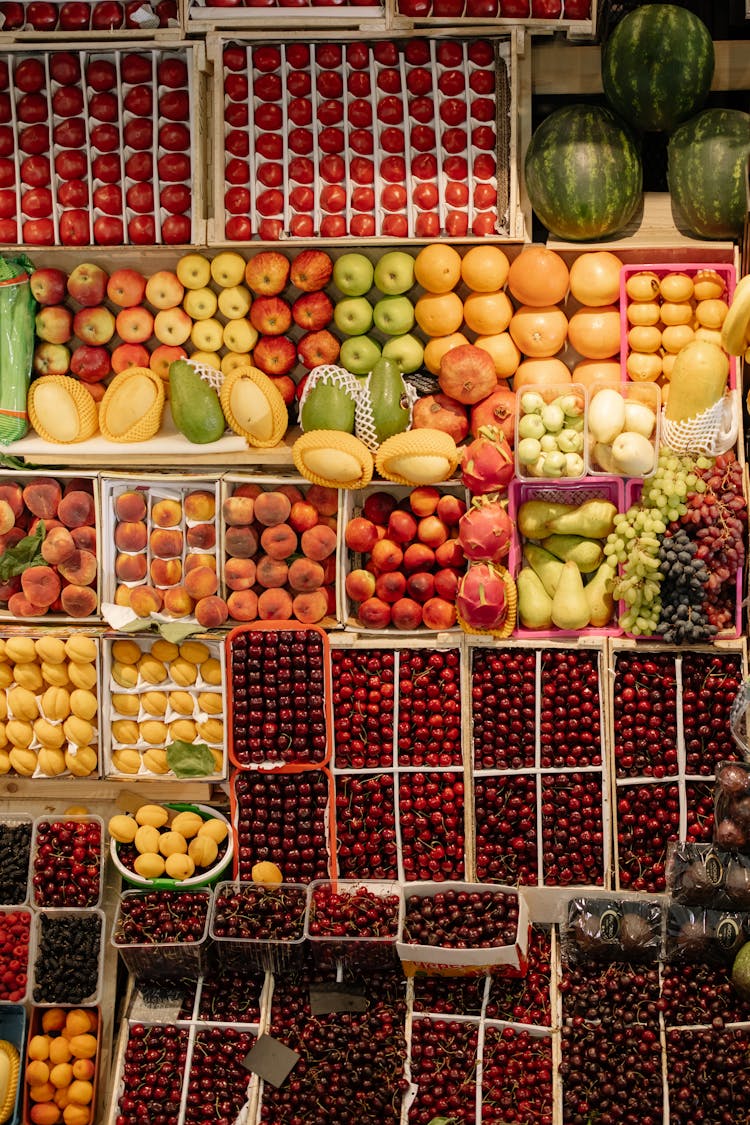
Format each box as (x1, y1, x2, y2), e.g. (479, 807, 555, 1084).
(411, 392, 469, 442)
(469, 386, 516, 445)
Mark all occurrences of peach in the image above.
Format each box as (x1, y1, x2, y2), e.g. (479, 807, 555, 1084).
(41, 526, 77, 566)
(391, 597, 424, 630)
(369, 538, 403, 573)
(405, 571, 433, 603)
(129, 585, 163, 616)
(150, 557, 182, 587)
(288, 557, 325, 592)
(184, 565, 218, 600)
(224, 526, 258, 559)
(0, 526, 25, 554)
(7, 591, 46, 617)
(418, 515, 449, 549)
(114, 490, 147, 522)
(435, 538, 464, 569)
(222, 496, 254, 526)
(57, 491, 95, 529)
(345, 568, 376, 603)
(436, 494, 466, 525)
(255, 555, 288, 589)
(301, 524, 337, 561)
(357, 596, 392, 629)
(233, 482, 263, 500)
(226, 589, 258, 622)
(115, 553, 148, 582)
(71, 525, 97, 553)
(321, 555, 337, 584)
(402, 542, 435, 573)
(22, 477, 62, 519)
(275, 483, 304, 507)
(320, 515, 338, 531)
(57, 549, 97, 586)
(21, 565, 61, 607)
(258, 587, 293, 620)
(184, 490, 216, 521)
(63, 478, 94, 497)
(422, 596, 457, 630)
(194, 595, 229, 628)
(114, 521, 148, 552)
(224, 557, 256, 591)
(253, 491, 292, 527)
(151, 498, 182, 527)
(0, 499, 14, 535)
(0, 574, 21, 602)
(150, 528, 183, 559)
(306, 484, 339, 516)
(409, 485, 442, 517)
(378, 570, 409, 603)
(289, 501, 319, 533)
(162, 586, 194, 617)
(114, 584, 132, 606)
(186, 522, 216, 551)
(29, 517, 63, 537)
(434, 567, 461, 601)
(388, 509, 418, 544)
(362, 491, 397, 525)
(0, 482, 24, 519)
(184, 553, 216, 575)
(260, 523, 297, 561)
(344, 517, 379, 554)
(292, 589, 328, 624)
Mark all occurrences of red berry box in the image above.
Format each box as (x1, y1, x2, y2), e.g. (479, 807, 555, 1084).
(111, 887, 212, 978)
(209, 879, 308, 973)
(30, 813, 104, 909)
(0, 44, 200, 247)
(305, 878, 402, 971)
(0, 0, 178, 33)
(0, 906, 31, 1003)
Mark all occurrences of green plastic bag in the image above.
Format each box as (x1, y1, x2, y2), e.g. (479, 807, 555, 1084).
(0, 254, 36, 445)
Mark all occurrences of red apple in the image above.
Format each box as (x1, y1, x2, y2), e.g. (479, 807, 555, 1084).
(350, 214, 375, 237)
(352, 186, 375, 212)
(70, 343, 111, 383)
(107, 268, 147, 308)
(93, 153, 121, 183)
(349, 157, 374, 184)
(410, 124, 435, 152)
(292, 291, 333, 332)
(381, 127, 405, 154)
(286, 71, 311, 98)
(381, 183, 406, 212)
(254, 103, 283, 131)
(121, 52, 151, 84)
(472, 212, 497, 237)
(91, 1, 123, 28)
(348, 72, 370, 97)
(406, 68, 432, 97)
(159, 90, 189, 121)
(381, 215, 408, 238)
(413, 181, 439, 210)
(404, 40, 431, 65)
(20, 125, 50, 154)
(255, 161, 280, 187)
(124, 182, 154, 213)
(442, 127, 468, 154)
(90, 123, 120, 152)
(315, 43, 342, 68)
(225, 102, 249, 127)
(57, 180, 89, 208)
(86, 58, 116, 90)
(54, 118, 86, 149)
(158, 153, 191, 181)
(124, 84, 153, 117)
(296, 329, 339, 369)
(320, 127, 347, 154)
(258, 218, 283, 240)
(289, 215, 313, 238)
(286, 44, 309, 69)
(226, 216, 252, 241)
(256, 188, 283, 217)
(254, 73, 281, 102)
(30, 268, 67, 305)
(445, 211, 469, 237)
(249, 296, 292, 336)
(252, 335, 297, 376)
(159, 123, 190, 151)
(158, 58, 188, 87)
(55, 151, 87, 180)
(20, 155, 49, 187)
(95, 215, 125, 244)
(225, 187, 251, 214)
(316, 70, 343, 100)
(472, 125, 496, 150)
(380, 156, 406, 183)
(17, 93, 48, 124)
(320, 185, 346, 214)
(161, 215, 191, 244)
(125, 152, 154, 181)
(289, 186, 313, 212)
(288, 129, 313, 156)
(52, 86, 84, 118)
(444, 155, 469, 180)
(95, 183, 124, 215)
(415, 213, 440, 238)
(89, 91, 119, 122)
(35, 305, 73, 344)
(320, 215, 346, 237)
(253, 46, 282, 73)
(22, 218, 53, 244)
(318, 100, 343, 127)
(59, 210, 92, 245)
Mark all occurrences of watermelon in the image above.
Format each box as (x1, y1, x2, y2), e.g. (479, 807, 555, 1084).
(601, 4, 714, 134)
(667, 109, 750, 240)
(524, 104, 642, 242)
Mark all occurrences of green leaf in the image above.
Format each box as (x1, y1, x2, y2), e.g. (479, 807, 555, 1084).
(166, 740, 216, 778)
(158, 621, 207, 645)
(0, 521, 44, 580)
(427, 1118, 457, 1125)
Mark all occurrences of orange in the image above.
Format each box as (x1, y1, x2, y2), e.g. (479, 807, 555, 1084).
(626, 352, 662, 381)
(460, 244, 510, 292)
(659, 272, 693, 302)
(513, 357, 571, 391)
(473, 332, 521, 379)
(462, 290, 513, 335)
(626, 301, 660, 327)
(413, 244, 462, 294)
(507, 246, 569, 307)
(568, 250, 622, 306)
(423, 332, 470, 375)
(567, 304, 620, 359)
(414, 291, 464, 337)
(660, 301, 693, 327)
(625, 271, 659, 302)
(572, 359, 621, 393)
(509, 305, 568, 357)
(628, 325, 662, 353)
(661, 324, 694, 354)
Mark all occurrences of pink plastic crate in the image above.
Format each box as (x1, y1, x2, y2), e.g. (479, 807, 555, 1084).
(508, 476, 625, 640)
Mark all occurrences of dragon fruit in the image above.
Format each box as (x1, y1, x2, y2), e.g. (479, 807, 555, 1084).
(456, 561, 510, 631)
(458, 494, 514, 562)
(460, 424, 514, 496)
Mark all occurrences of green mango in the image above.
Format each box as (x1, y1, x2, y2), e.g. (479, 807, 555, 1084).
(168, 359, 226, 444)
(300, 379, 356, 434)
(357, 356, 411, 446)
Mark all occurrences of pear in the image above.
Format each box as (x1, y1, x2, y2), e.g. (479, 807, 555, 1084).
(546, 499, 618, 539)
(541, 534, 604, 573)
(523, 544, 564, 598)
(517, 567, 553, 629)
(732, 940, 750, 998)
(584, 562, 615, 628)
(517, 500, 577, 540)
(551, 560, 591, 631)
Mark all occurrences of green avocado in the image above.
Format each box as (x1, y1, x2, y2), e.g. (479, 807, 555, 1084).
(168, 359, 226, 444)
(300, 379, 356, 433)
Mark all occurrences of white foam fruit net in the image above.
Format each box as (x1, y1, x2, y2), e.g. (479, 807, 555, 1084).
(297, 364, 361, 431)
(184, 358, 225, 394)
(355, 374, 418, 452)
(661, 390, 739, 457)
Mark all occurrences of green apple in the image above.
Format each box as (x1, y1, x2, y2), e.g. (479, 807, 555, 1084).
(334, 296, 374, 337)
(339, 335, 382, 376)
(373, 295, 415, 336)
(373, 250, 415, 296)
(381, 333, 425, 374)
(333, 252, 374, 297)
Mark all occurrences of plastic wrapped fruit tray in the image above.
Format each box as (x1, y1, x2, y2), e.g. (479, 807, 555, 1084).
(210, 35, 517, 242)
(0, 1, 180, 36)
(0, 43, 202, 247)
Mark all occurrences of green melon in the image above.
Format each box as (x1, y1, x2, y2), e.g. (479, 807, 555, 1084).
(524, 104, 642, 242)
(668, 108, 750, 240)
(601, 4, 714, 134)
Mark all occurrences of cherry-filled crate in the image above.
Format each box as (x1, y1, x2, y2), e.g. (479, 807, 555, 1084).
(210, 35, 518, 242)
(469, 638, 612, 889)
(608, 641, 747, 894)
(0, 43, 202, 247)
(331, 638, 467, 883)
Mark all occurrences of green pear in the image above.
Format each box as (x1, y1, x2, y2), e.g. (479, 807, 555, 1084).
(732, 940, 750, 998)
(523, 544, 564, 598)
(517, 500, 577, 540)
(541, 534, 604, 573)
(551, 560, 591, 631)
(517, 567, 553, 629)
(584, 562, 615, 628)
(546, 499, 618, 539)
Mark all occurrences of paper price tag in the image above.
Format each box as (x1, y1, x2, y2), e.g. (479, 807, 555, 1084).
(309, 983, 368, 1016)
(242, 1035, 299, 1088)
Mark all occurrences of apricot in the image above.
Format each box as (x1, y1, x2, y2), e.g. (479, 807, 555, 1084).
(71, 1059, 95, 1081)
(31, 1102, 62, 1124)
(258, 587, 293, 620)
(67, 661, 97, 690)
(49, 1037, 72, 1065)
(23, 477, 62, 519)
(260, 523, 298, 560)
(288, 557, 325, 592)
(306, 484, 339, 516)
(26, 1059, 51, 1085)
(222, 496, 254, 526)
(66, 1009, 97, 1036)
(9, 685, 39, 720)
(41, 525, 77, 565)
(184, 490, 216, 521)
(223, 525, 258, 559)
(169, 658, 197, 686)
(162, 586, 194, 617)
(142, 748, 170, 774)
(186, 522, 216, 551)
(114, 585, 132, 607)
(21, 565, 61, 608)
(57, 550, 97, 586)
(164, 852, 194, 880)
(69, 689, 97, 721)
(197, 691, 222, 715)
(129, 585, 163, 617)
(151, 498, 182, 527)
(184, 565, 218, 599)
(292, 589, 328, 623)
(50, 1062, 74, 1088)
(226, 589, 259, 622)
(194, 595, 229, 629)
(224, 557, 256, 591)
(66, 635, 97, 663)
(65, 745, 97, 777)
(199, 817, 228, 843)
(169, 718, 196, 742)
(200, 658, 221, 685)
(150, 528, 183, 559)
(301, 524, 337, 561)
(0, 481, 24, 519)
(188, 834, 218, 867)
(253, 491, 291, 527)
(150, 557, 182, 587)
(66, 1079, 94, 1105)
(114, 490, 147, 522)
(112, 638, 141, 664)
(29, 1032, 53, 1058)
(111, 748, 140, 773)
(255, 555, 288, 589)
(71, 525, 97, 553)
(151, 639, 179, 662)
(141, 691, 167, 716)
(30, 1082, 56, 1103)
(114, 521, 148, 552)
(60, 585, 98, 618)
(169, 690, 195, 715)
(140, 719, 167, 745)
(57, 491, 95, 529)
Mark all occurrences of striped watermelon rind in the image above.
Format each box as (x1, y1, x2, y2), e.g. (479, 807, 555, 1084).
(601, 3, 714, 134)
(524, 103, 643, 242)
(667, 108, 750, 240)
